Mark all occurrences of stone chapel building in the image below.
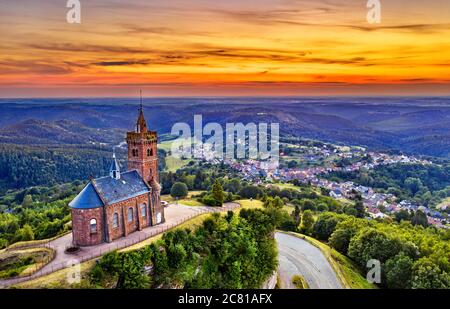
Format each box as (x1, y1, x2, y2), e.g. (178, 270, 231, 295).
(69, 105, 164, 246)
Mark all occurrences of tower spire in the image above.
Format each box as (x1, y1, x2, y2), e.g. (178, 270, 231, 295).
(110, 147, 121, 180)
(135, 90, 148, 133)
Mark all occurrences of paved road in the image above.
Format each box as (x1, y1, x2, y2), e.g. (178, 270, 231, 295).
(0, 203, 239, 288)
(276, 232, 343, 289)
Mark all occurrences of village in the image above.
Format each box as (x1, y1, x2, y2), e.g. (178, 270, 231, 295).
(194, 139, 447, 228)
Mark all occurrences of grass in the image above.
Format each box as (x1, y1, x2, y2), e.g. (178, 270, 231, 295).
(437, 197, 450, 209)
(284, 232, 377, 289)
(292, 274, 309, 289)
(275, 275, 281, 289)
(273, 183, 300, 191)
(13, 260, 97, 289)
(236, 199, 264, 209)
(177, 199, 205, 206)
(118, 234, 163, 253)
(3, 231, 71, 252)
(165, 156, 189, 172)
(161, 191, 205, 203)
(0, 247, 55, 279)
(158, 140, 174, 152)
(159, 139, 199, 172)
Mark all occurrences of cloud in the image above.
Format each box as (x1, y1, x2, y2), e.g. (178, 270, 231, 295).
(0, 59, 72, 75)
(93, 60, 151, 66)
(346, 23, 450, 33)
(26, 43, 157, 54)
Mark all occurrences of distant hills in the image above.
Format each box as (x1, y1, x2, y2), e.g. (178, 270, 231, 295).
(0, 119, 124, 146)
(0, 97, 449, 158)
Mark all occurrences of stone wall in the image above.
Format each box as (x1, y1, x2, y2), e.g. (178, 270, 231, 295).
(104, 194, 153, 242)
(71, 207, 104, 246)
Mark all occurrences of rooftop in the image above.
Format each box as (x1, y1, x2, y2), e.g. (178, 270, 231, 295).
(69, 170, 150, 209)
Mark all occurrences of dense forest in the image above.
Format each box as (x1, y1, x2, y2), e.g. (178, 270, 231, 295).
(0, 144, 112, 192)
(0, 146, 167, 249)
(304, 212, 450, 288)
(0, 182, 83, 248)
(326, 163, 450, 207)
(0, 144, 167, 194)
(90, 208, 278, 288)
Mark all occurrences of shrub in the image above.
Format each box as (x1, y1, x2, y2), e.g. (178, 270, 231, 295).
(312, 213, 343, 241)
(170, 182, 188, 199)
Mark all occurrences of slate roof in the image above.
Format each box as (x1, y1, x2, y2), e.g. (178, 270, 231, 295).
(110, 157, 120, 172)
(69, 170, 150, 209)
(69, 183, 104, 209)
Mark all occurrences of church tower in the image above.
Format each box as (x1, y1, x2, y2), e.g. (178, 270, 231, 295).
(126, 93, 158, 183)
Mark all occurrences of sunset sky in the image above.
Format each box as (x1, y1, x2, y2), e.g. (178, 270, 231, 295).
(1, 0, 450, 97)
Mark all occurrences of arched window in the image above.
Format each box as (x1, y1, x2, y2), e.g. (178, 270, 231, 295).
(113, 213, 119, 228)
(135, 149, 139, 157)
(140, 203, 147, 217)
(147, 148, 153, 157)
(128, 207, 133, 222)
(90, 218, 97, 233)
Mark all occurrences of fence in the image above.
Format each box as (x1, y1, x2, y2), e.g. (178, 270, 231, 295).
(0, 204, 239, 287)
(4, 232, 71, 252)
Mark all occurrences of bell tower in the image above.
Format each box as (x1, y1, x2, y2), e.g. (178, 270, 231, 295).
(126, 92, 158, 183)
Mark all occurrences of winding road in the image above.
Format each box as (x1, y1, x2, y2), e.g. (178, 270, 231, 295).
(276, 232, 343, 289)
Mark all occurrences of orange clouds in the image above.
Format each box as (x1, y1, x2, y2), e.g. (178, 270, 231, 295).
(1, 0, 450, 97)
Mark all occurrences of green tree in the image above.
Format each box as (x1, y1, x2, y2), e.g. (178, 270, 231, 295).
(13, 224, 34, 242)
(395, 209, 411, 223)
(212, 179, 224, 206)
(348, 228, 411, 267)
(272, 196, 284, 209)
(312, 213, 342, 241)
(238, 185, 262, 199)
(300, 210, 314, 235)
(317, 203, 329, 212)
(263, 197, 274, 208)
(225, 178, 242, 194)
(301, 199, 316, 211)
(385, 253, 413, 289)
(329, 218, 365, 254)
(22, 194, 33, 208)
(411, 258, 450, 289)
(404, 177, 423, 195)
(292, 205, 301, 226)
(354, 200, 366, 218)
(170, 182, 188, 199)
(411, 210, 428, 228)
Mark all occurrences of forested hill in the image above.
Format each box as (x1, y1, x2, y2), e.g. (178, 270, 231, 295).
(0, 97, 449, 158)
(0, 144, 114, 192)
(0, 119, 124, 145)
(0, 97, 449, 192)
(327, 163, 450, 207)
(0, 144, 167, 194)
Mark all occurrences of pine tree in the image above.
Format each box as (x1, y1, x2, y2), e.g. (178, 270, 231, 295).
(212, 179, 224, 206)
